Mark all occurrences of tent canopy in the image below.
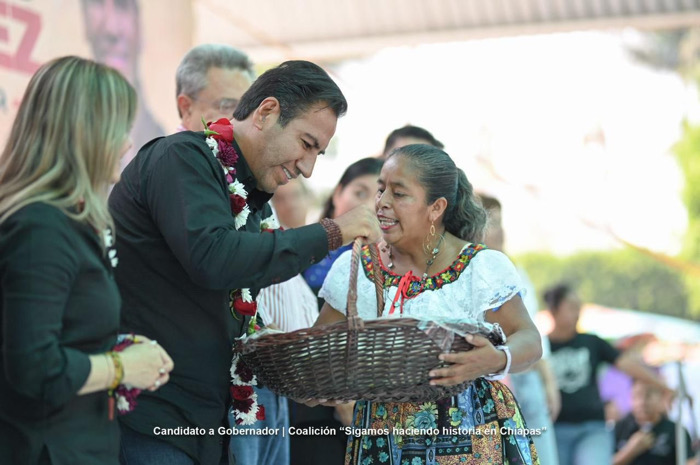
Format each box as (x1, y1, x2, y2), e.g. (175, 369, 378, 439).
(195, 0, 700, 62)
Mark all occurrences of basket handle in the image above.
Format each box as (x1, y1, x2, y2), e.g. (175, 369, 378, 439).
(346, 239, 363, 329)
(368, 244, 385, 317)
(346, 239, 385, 327)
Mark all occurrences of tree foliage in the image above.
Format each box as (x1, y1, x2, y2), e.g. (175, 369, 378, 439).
(672, 119, 700, 317)
(515, 250, 691, 318)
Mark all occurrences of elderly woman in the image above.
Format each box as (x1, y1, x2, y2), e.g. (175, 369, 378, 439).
(0, 56, 173, 465)
(315, 144, 543, 464)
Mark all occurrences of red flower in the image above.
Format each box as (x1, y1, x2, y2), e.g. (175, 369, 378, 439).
(230, 385, 254, 400)
(217, 139, 239, 167)
(233, 296, 257, 316)
(230, 194, 246, 214)
(112, 339, 133, 352)
(207, 118, 234, 143)
(256, 405, 266, 420)
(234, 361, 255, 383)
(232, 397, 254, 414)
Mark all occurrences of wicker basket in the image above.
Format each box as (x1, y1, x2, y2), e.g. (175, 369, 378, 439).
(235, 239, 506, 402)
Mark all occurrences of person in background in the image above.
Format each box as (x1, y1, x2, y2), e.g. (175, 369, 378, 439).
(381, 124, 444, 159)
(480, 193, 561, 465)
(600, 333, 658, 425)
(80, 0, 165, 169)
(613, 379, 695, 465)
(270, 178, 312, 230)
(175, 44, 256, 132)
(110, 60, 380, 465)
(316, 144, 543, 464)
(0, 56, 172, 465)
(546, 283, 674, 465)
(303, 157, 384, 308)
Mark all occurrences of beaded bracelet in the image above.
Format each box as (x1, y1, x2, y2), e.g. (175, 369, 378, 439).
(107, 351, 124, 391)
(320, 218, 343, 251)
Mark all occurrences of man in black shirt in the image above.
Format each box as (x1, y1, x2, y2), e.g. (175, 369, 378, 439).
(614, 379, 694, 465)
(109, 60, 381, 465)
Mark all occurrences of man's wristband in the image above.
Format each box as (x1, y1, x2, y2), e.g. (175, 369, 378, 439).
(484, 345, 511, 381)
(320, 218, 342, 251)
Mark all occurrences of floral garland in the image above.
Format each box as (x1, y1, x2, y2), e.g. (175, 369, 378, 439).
(203, 118, 281, 425)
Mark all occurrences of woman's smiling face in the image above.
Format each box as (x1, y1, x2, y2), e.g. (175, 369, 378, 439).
(375, 155, 433, 248)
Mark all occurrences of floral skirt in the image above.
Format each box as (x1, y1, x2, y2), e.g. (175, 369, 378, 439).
(344, 378, 539, 465)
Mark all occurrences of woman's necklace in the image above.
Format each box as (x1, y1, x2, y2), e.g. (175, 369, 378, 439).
(385, 234, 445, 278)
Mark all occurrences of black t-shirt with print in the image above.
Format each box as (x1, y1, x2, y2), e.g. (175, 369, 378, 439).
(549, 333, 620, 423)
(615, 414, 693, 465)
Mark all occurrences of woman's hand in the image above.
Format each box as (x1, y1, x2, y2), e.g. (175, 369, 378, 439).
(120, 338, 174, 391)
(428, 334, 507, 386)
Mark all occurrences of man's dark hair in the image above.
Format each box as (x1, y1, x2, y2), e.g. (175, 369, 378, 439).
(543, 283, 573, 313)
(383, 125, 444, 156)
(233, 60, 347, 126)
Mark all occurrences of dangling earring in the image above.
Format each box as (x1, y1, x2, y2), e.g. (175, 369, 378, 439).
(423, 220, 437, 256)
(381, 241, 395, 269)
(423, 220, 444, 277)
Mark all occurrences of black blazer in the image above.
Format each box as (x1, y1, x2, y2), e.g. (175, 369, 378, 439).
(0, 203, 121, 465)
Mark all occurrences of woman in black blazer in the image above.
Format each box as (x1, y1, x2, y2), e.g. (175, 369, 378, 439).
(0, 56, 174, 465)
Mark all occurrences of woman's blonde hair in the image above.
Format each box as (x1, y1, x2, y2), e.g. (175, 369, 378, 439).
(0, 56, 136, 234)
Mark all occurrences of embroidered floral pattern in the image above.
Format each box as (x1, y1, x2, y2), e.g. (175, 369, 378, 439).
(360, 243, 486, 298)
(343, 379, 539, 465)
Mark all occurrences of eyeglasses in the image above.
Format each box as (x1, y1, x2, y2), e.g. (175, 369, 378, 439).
(193, 96, 240, 116)
(216, 98, 239, 115)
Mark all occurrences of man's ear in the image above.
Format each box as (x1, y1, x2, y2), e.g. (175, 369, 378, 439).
(253, 97, 281, 130)
(177, 94, 193, 120)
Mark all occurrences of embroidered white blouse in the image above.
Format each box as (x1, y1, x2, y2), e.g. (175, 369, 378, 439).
(319, 245, 525, 323)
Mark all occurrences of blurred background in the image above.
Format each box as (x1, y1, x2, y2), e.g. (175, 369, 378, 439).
(1, 0, 699, 433)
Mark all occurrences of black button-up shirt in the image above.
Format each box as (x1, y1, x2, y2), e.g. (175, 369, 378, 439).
(108, 131, 328, 464)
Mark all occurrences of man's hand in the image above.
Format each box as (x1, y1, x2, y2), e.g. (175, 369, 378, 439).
(626, 430, 655, 456)
(332, 205, 381, 245)
(545, 382, 562, 421)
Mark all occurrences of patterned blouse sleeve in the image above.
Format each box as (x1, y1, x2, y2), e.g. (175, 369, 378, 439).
(469, 249, 525, 316)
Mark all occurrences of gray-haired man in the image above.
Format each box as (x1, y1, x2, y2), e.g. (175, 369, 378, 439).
(176, 44, 256, 132)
